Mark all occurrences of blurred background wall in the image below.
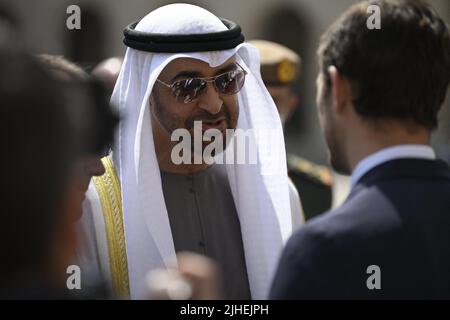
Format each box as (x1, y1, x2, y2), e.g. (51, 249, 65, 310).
(5, 0, 450, 166)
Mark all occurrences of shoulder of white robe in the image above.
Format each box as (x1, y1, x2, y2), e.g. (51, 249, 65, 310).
(288, 178, 305, 230)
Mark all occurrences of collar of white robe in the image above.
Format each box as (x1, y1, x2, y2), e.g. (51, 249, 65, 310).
(123, 18, 245, 53)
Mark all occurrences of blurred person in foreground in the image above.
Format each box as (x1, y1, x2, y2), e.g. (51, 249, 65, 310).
(38, 54, 116, 202)
(270, 0, 450, 299)
(0, 50, 83, 299)
(38, 54, 120, 298)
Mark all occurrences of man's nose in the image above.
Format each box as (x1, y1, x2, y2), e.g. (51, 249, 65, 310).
(197, 82, 223, 114)
(85, 156, 106, 177)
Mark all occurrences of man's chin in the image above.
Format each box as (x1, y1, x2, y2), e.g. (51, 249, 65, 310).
(192, 140, 226, 159)
(330, 156, 351, 176)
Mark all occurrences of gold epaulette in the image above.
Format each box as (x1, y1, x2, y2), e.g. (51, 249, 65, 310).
(92, 155, 130, 299)
(287, 154, 334, 187)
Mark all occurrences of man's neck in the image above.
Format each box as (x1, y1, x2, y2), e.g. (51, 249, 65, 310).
(347, 123, 430, 173)
(159, 158, 212, 174)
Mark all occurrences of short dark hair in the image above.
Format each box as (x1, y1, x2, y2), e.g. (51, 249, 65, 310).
(318, 0, 450, 129)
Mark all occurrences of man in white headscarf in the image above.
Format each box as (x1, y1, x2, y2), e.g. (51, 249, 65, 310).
(81, 3, 303, 300)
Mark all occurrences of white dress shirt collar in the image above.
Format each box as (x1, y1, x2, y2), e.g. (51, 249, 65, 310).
(351, 144, 436, 187)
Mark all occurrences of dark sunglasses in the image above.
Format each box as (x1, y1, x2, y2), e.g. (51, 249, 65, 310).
(156, 62, 247, 104)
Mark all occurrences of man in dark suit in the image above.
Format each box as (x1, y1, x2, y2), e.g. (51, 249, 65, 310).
(270, 0, 450, 299)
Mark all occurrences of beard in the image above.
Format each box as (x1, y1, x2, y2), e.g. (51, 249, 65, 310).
(188, 106, 236, 159)
(323, 113, 351, 175)
(327, 136, 350, 175)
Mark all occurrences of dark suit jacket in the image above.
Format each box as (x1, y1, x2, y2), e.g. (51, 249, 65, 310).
(270, 159, 450, 299)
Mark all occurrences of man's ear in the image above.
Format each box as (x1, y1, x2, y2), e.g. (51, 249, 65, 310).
(328, 66, 352, 115)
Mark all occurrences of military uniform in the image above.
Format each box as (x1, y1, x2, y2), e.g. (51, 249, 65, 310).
(287, 154, 333, 220)
(250, 40, 334, 221)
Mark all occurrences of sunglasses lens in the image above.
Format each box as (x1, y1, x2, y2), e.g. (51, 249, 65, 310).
(172, 78, 206, 103)
(215, 69, 246, 95)
(168, 67, 246, 103)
